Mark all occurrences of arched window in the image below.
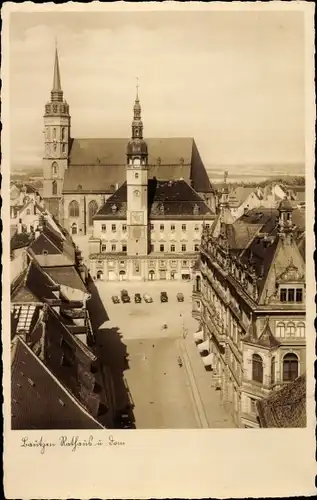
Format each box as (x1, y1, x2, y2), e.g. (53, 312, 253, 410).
(297, 322, 305, 338)
(69, 200, 79, 218)
(276, 322, 285, 338)
(71, 222, 77, 235)
(52, 162, 58, 177)
(52, 180, 57, 195)
(53, 128, 56, 140)
(252, 354, 263, 383)
(283, 353, 299, 382)
(196, 275, 201, 292)
(88, 200, 98, 226)
(286, 322, 296, 337)
(271, 357, 275, 384)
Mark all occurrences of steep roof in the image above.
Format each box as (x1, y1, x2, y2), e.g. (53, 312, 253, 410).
(11, 260, 59, 303)
(11, 337, 103, 430)
(240, 207, 305, 234)
(63, 137, 212, 194)
(228, 186, 257, 207)
(257, 375, 306, 428)
(94, 179, 215, 220)
(11, 232, 32, 252)
(45, 266, 87, 293)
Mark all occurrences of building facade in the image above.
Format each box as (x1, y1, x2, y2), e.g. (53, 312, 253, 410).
(88, 92, 215, 281)
(41, 48, 216, 232)
(192, 186, 306, 428)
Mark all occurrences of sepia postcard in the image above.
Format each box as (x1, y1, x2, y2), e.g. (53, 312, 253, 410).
(2, 1, 316, 498)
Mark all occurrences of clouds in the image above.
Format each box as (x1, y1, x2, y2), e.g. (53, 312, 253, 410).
(9, 10, 305, 170)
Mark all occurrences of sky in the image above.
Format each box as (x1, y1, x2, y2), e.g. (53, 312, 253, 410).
(9, 10, 305, 177)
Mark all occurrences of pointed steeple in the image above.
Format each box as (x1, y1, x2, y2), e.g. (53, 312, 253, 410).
(51, 45, 63, 102)
(126, 79, 148, 163)
(133, 77, 142, 127)
(131, 77, 143, 139)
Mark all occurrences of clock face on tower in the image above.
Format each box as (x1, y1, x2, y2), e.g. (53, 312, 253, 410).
(131, 211, 144, 225)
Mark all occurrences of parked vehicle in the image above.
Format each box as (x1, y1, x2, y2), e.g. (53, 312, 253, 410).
(121, 289, 131, 303)
(143, 293, 153, 303)
(134, 293, 142, 303)
(160, 291, 168, 303)
(177, 292, 184, 302)
(112, 295, 120, 304)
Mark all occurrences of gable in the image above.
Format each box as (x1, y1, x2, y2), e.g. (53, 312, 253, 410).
(30, 233, 60, 255)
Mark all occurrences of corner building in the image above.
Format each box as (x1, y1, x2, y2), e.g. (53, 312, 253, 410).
(192, 185, 306, 428)
(89, 91, 215, 281)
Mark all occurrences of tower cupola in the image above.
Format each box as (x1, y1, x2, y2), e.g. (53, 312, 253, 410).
(127, 81, 148, 163)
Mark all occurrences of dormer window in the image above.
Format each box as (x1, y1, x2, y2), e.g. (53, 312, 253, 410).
(280, 287, 303, 303)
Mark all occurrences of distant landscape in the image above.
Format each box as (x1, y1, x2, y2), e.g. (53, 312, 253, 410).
(206, 162, 305, 184)
(11, 163, 305, 188)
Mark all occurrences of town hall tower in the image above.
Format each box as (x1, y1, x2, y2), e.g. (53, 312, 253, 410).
(126, 85, 149, 261)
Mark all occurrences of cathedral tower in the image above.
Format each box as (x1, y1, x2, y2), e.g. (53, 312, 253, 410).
(42, 46, 71, 221)
(126, 84, 148, 257)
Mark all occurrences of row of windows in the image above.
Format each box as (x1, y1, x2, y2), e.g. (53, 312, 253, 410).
(280, 288, 303, 303)
(276, 322, 305, 338)
(97, 223, 201, 233)
(101, 224, 126, 233)
(153, 244, 199, 253)
(252, 353, 299, 384)
(150, 223, 200, 232)
(98, 243, 199, 253)
(101, 243, 126, 253)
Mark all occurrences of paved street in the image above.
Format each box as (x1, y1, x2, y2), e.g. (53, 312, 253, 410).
(87, 279, 235, 429)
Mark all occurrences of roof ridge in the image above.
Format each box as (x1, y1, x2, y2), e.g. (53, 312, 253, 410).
(15, 337, 104, 428)
(48, 306, 96, 361)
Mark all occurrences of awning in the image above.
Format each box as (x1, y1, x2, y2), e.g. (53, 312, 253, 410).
(194, 330, 204, 341)
(202, 354, 214, 366)
(198, 339, 209, 352)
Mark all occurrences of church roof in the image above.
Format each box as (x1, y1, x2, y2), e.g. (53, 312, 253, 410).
(11, 336, 103, 430)
(94, 179, 215, 220)
(256, 375, 306, 428)
(63, 137, 213, 194)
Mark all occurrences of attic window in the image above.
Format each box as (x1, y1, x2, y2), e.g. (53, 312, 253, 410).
(42, 250, 48, 255)
(28, 378, 35, 387)
(180, 157, 184, 165)
(77, 184, 82, 191)
(193, 204, 199, 215)
(157, 157, 161, 165)
(59, 399, 65, 406)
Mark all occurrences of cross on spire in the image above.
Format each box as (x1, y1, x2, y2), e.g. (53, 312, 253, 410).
(136, 77, 139, 100)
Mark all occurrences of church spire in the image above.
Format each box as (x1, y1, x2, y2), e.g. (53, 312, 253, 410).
(51, 45, 63, 102)
(132, 77, 143, 139)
